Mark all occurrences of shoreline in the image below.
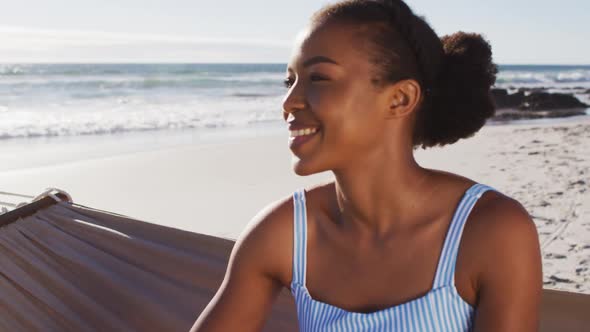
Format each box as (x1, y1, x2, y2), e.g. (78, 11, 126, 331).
(2, 113, 589, 172)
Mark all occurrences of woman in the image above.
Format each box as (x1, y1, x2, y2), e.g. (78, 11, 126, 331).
(192, 0, 542, 331)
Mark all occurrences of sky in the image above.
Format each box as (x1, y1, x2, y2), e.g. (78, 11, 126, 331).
(0, 0, 588, 64)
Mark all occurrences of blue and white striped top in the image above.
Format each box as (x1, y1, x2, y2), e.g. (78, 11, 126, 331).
(290, 183, 498, 331)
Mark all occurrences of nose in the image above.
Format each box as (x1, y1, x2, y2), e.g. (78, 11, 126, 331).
(282, 83, 306, 122)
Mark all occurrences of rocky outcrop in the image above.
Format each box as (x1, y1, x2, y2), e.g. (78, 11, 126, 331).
(491, 89, 525, 109)
(520, 92, 589, 111)
(491, 89, 588, 111)
(518, 87, 547, 93)
(493, 109, 587, 121)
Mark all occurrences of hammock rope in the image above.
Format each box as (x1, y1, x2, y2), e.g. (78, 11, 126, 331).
(0, 188, 72, 214)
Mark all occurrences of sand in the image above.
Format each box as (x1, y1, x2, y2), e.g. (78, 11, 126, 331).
(415, 117, 590, 293)
(0, 116, 588, 294)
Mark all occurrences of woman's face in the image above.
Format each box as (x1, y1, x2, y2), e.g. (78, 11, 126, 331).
(283, 21, 393, 176)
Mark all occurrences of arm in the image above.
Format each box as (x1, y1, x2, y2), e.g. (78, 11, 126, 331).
(190, 199, 292, 332)
(473, 198, 543, 331)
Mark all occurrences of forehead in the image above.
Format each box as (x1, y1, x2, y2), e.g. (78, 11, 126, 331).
(287, 22, 373, 72)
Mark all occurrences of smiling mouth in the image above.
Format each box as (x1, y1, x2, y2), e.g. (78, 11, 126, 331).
(289, 127, 321, 149)
(289, 127, 319, 138)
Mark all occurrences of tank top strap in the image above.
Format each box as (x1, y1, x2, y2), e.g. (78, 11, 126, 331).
(291, 188, 308, 287)
(432, 183, 499, 289)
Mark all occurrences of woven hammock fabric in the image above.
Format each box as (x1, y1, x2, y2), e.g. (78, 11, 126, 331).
(0, 201, 297, 332)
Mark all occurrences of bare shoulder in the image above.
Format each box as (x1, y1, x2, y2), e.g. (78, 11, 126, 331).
(233, 192, 297, 288)
(469, 189, 540, 256)
(466, 189, 541, 273)
(191, 192, 301, 331)
(467, 189, 543, 330)
(234, 183, 331, 288)
(431, 170, 538, 241)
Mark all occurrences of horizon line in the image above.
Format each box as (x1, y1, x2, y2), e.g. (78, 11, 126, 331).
(1, 62, 590, 66)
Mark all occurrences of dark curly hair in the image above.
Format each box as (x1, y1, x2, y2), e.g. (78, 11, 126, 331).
(310, 0, 498, 149)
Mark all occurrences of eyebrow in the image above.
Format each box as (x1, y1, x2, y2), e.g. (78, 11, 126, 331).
(288, 56, 340, 71)
(303, 55, 339, 68)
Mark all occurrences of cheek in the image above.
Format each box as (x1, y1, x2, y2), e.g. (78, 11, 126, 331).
(318, 88, 382, 143)
(307, 83, 366, 124)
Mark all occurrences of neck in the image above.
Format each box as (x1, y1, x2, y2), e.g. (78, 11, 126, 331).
(331, 146, 436, 240)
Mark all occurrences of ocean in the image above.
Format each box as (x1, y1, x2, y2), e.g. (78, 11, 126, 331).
(0, 63, 589, 141)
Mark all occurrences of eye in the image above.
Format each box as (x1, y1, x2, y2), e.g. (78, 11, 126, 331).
(282, 74, 329, 89)
(283, 77, 295, 89)
(310, 74, 328, 82)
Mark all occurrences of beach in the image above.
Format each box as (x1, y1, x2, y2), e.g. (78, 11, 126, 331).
(1, 115, 589, 295)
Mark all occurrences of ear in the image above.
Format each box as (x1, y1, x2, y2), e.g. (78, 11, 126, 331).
(386, 79, 422, 118)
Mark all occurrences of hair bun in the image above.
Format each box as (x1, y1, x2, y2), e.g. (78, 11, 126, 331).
(415, 31, 498, 149)
(439, 32, 497, 90)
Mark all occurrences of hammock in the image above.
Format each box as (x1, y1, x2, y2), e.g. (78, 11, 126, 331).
(0, 189, 588, 332)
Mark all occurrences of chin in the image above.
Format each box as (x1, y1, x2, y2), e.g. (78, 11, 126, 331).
(292, 157, 329, 176)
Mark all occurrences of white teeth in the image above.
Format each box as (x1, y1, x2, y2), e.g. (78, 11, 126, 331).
(290, 128, 318, 137)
